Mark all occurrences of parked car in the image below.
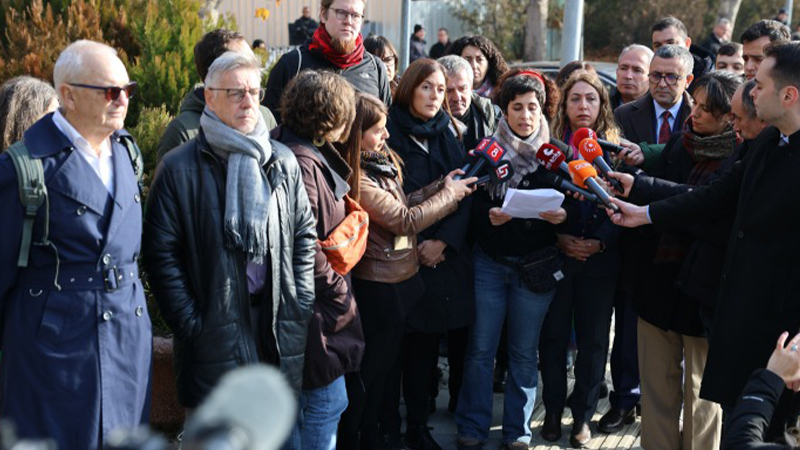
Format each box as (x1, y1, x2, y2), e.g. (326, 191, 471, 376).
(512, 61, 618, 91)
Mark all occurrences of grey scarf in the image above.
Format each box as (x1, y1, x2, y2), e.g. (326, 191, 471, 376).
(489, 115, 550, 200)
(201, 108, 273, 263)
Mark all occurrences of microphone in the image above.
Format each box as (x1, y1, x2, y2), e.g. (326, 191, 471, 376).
(475, 159, 515, 185)
(541, 171, 599, 203)
(535, 143, 570, 176)
(573, 127, 598, 146)
(455, 137, 507, 180)
(567, 160, 619, 212)
(182, 365, 297, 450)
(578, 138, 623, 192)
(573, 127, 624, 154)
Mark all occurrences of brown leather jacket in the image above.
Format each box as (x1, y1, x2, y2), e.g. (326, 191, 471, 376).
(353, 173, 460, 283)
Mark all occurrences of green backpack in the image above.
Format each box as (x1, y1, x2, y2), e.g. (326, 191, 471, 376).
(6, 136, 144, 268)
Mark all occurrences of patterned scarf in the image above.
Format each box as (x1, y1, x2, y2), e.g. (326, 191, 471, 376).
(360, 148, 398, 179)
(489, 115, 550, 200)
(682, 118, 740, 186)
(200, 108, 273, 263)
(475, 78, 494, 99)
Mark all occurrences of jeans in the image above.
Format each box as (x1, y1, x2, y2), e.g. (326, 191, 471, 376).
(288, 375, 348, 450)
(455, 248, 555, 444)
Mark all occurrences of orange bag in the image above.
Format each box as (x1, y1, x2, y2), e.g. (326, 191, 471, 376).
(319, 195, 369, 275)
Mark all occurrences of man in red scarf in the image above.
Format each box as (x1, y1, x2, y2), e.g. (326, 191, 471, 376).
(264, 0, 392, 124)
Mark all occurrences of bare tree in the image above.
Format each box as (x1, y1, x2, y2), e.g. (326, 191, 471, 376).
(717, 0, 743, 29)
(524, 0, 548, 61)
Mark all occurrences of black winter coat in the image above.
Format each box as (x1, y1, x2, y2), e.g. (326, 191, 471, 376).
(721, 369, 792, 450)
(387, 106, 474, 332)
(650, 126, 800, 408)
(142, 131, 317, 405)
(471, 138, 575, 258)
(626, 132, 740, 336)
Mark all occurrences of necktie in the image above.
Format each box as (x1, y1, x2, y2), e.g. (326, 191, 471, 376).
(658, 111, 672, 144)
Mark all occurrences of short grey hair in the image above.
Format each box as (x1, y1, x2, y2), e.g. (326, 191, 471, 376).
(740, 80, 757, 119)
(717, 17, 732, 27)
(653, 44, 694, 75)
(204, 51, 261, 87)
(53, 40, 119, 102)
(619, 44, 654, 62)
(437, 55, 474, 85)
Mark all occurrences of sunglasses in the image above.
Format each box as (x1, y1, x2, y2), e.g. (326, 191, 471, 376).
(68, 82, 138, 101)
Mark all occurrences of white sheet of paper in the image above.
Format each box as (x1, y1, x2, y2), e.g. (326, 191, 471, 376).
(501, 188, 565, 219)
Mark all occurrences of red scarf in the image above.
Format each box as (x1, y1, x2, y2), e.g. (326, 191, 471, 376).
(308, 26, 365, 69)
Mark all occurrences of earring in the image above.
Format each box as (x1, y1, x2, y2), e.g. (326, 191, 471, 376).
(313, 136, 325, 147)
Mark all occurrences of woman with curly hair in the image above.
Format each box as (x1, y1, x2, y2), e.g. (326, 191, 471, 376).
(449, 35, 509, 99)
(538, 70, 623, 447)
(275, 70, 365, 450)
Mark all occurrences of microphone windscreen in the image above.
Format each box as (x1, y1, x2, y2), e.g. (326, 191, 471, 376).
(573, 128, 598, 146)
(184, 365, 297, 450)
(535, 143, 566, 172)
(474, 137, 506, 166)
(578, 139, 603, 163)
(568, 159, 598, 188)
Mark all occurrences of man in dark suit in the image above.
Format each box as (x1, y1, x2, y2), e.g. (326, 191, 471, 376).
(609, 41, 800, 417)
(615, 45, 694, 145)
(599, 44, 695, 435)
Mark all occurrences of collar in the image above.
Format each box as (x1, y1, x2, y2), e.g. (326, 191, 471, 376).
(52, 109, 112, 158)
(653, 97, 683, 121)
(23, 112, 132, 158)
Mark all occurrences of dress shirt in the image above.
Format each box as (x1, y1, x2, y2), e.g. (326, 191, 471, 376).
(52, 109, 115, 196)
(653, 98, 684, 140)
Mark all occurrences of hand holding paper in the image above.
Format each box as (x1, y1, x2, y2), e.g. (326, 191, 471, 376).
(500, 188, 565, 219)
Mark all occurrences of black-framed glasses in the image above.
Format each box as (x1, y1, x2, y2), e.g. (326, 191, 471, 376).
(206, 87, 266, 103)
(648, 72, 685, 86)
(68, 82, 138, 101)
(331, 8, 364, 23)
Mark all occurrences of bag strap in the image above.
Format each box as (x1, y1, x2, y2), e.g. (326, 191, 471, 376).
(119, 134, 144, 193)
(7, 141, 47, 268)
(295, 47, 303, 77)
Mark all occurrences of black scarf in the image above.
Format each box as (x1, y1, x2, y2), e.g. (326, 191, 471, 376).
(387, 106, 462, 176)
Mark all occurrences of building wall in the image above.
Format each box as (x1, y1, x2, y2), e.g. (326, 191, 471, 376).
(217, 0, 465, 63)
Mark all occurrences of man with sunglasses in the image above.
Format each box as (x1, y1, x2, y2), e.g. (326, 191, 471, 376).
(264, 0, 392, 124)
(0, 40, 150, 450)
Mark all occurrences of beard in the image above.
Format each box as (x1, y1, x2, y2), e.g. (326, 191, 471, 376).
(331, 35, 357, 54)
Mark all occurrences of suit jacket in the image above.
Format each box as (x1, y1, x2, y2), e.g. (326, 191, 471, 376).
(614, 92, 693, 145)
(650, 126, 800, 408)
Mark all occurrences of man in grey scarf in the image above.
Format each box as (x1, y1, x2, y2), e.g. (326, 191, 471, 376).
(142, 52, 317, 410)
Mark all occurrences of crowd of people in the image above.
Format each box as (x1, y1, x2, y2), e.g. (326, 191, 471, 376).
(2, 1, 800, 450)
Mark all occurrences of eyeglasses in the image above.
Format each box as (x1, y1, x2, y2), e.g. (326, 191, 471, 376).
(68, 82, 138, 101)
(206, 87, 266, 103)
(330, 8, 364, 23)
(648, 72, 685, 86)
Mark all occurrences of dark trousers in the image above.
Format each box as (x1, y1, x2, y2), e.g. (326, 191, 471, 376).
(446, 327, 469, 411)
(540, 261, 616, 422)
(402, 331, 441, 428)
(338, 277, 422, 450)
(609, 289, 641, 410)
